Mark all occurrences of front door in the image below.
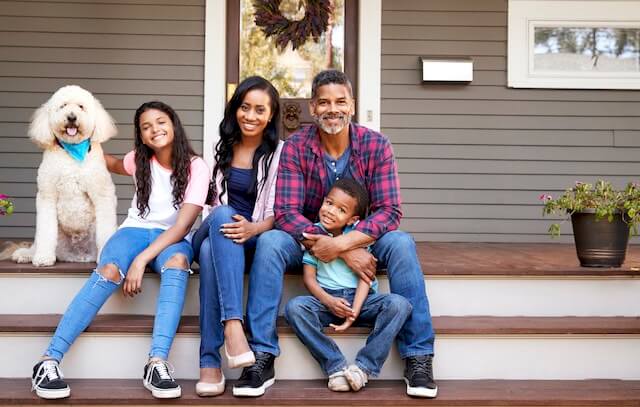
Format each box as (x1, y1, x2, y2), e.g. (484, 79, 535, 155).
(226, 0, 358, 138)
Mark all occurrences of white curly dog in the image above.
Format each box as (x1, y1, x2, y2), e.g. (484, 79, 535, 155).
(12, 85, 118, 266)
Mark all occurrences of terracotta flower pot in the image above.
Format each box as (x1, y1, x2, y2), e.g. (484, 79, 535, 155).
(571, 210, 629, 267)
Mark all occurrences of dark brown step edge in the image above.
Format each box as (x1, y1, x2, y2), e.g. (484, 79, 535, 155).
(2, 315, 640, 335)
(3, 242, 640, 276)
(1, 378, 639, 406)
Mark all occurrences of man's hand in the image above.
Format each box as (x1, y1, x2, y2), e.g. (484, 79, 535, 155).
(221, 214, 258, 244)
(341, 248, 377, 285)
(323, 296, 355, 319)
(303, 233, 342, 262)
(123, 257, 146, 297)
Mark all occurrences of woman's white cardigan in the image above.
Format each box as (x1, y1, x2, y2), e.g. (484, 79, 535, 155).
(209, 140, 284, 222)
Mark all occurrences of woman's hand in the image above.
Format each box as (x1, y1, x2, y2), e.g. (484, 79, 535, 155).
(123, 257, 146, 297)
(220, 214, 258, 243)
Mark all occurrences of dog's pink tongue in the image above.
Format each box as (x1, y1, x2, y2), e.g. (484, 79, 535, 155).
(66, 127, 78, 136)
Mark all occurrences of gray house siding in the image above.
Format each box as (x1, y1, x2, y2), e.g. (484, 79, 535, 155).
(0, 0, 205, 239)
(382, 0, 640, 242)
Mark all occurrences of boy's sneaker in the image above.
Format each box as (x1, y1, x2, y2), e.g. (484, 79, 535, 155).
(31, 359, 71, 399)
(327, 369, 350, 392)
(232, 352, 275, 397)
(404, 355, 438, 398)
(142, 359, 181, 399)
(344, 364, 368, 392)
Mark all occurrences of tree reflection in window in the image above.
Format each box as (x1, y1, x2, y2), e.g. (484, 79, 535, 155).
(239, 0, 345, 98)
(534, 27, 640, 72)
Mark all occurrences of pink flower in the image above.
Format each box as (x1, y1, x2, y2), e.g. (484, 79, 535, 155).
(0, 194, 7, 199)
(539, 194, 552, 201)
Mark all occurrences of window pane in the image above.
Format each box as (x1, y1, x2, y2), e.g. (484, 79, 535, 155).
(239, 0, 345, 98)
(534, 27, 640, 73)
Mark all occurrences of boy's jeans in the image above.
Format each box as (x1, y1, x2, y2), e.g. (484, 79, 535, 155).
(45, 227, 192, 362)
(256, 229, 436, 358)
(285, 289, 412, 377)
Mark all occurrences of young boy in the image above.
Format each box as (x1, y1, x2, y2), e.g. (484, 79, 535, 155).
(284, 178, 412, 392)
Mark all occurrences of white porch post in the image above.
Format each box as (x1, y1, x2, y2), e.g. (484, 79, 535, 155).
(357, 0, 381, 131)
(202, 0, 382, 162)
(203, 0, 226, 167)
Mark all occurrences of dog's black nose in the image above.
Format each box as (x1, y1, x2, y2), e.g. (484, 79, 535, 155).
(67, 113, 77, 122)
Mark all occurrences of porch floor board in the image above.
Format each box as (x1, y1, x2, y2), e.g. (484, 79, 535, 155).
(1, 243, 640, 276)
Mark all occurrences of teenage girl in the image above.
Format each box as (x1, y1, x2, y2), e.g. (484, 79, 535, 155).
(30, 101, 210, 400)
(192, 76, 283, 397)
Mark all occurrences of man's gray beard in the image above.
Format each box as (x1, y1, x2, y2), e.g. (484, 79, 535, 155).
(313, 113, 352, 135)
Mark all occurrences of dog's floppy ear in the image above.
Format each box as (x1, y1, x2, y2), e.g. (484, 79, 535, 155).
(28, 102, 55, 149)
(91, 97, 117, 143)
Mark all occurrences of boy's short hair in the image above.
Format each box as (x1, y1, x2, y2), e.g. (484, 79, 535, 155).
(311, 69, 354, 100)
(331, 178, 369, 219)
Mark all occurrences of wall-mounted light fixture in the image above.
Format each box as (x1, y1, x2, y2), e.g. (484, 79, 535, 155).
(421, 57, 473, 83)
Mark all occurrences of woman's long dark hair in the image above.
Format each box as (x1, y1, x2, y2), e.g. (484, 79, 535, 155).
(212, 76, 280, 203)
(133, 101, 197, 217)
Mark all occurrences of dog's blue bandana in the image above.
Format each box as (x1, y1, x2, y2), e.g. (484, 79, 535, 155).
(59, 139, 91, 162)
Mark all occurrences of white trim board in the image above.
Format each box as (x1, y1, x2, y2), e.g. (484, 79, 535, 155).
(202, 0, 382, 167)
(508, 0, 640, 89)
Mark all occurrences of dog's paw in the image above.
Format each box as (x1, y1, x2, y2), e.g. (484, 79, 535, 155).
(31, 253, 56, 267)
(11, 247, 33, 263)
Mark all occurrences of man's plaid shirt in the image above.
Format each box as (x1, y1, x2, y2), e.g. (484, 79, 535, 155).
(274, 122, 402, 241)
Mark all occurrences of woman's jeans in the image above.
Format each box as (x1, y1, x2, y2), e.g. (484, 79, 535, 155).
(285, 289, 412, 377)
(194, 205, 265, 368)
(45, 227, 193, 362)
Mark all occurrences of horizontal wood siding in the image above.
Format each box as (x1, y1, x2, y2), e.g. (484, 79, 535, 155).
(0, 0, 205, 239)
(381, 0, 640, 242)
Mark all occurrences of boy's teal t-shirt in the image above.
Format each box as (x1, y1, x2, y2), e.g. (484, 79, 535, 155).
(302, 223, 379, 292)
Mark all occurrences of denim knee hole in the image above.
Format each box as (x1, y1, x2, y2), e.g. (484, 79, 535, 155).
(95, 264, 124, 285)
(161, 254, 192, 274)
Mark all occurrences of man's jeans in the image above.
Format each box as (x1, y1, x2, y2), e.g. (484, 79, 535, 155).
(285, 289, 412, 376)
(45, 227, 193, 362)
(257, 229, 436, 358)
(194, 205, 294, 367)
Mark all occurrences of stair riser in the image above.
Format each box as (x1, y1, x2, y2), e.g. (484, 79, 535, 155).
(3, 275, 639, 317)
(2, 333, 639, 380)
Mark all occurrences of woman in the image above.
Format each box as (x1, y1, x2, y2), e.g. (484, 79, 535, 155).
(192, 76, 283, 397)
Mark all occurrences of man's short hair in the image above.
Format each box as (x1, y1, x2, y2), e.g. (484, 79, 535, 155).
(311, 69, 353, 100)
(331, 178, 369, 219)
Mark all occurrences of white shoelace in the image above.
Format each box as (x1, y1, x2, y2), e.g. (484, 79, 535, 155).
(145, 360, 175, 383)
(32, 360, 62, 391)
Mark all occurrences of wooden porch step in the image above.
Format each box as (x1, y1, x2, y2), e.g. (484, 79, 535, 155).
(2, 314, 639, 335)
(2, 243, 640, 276)
(1, 378, 639, 405)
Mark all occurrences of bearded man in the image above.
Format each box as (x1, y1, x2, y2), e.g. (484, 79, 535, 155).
(233, 70, 437, 399)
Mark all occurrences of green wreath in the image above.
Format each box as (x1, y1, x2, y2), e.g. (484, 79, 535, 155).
(253, 0, 332, 51)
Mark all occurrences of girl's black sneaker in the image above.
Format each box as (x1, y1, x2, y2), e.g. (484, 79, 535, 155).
(31, 359, 71, 399)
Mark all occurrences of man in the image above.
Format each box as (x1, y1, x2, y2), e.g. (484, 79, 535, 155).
(234, 70, 437, 398)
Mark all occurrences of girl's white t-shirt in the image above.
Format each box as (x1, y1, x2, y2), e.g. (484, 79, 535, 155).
(119, 151, 210, 231)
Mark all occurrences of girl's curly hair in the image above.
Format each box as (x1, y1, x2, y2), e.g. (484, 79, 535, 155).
(133, 101, 196, 217)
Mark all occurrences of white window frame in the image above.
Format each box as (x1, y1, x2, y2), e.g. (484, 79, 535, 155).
(203, 0, 381, 169)
(508, 0, 640, 89)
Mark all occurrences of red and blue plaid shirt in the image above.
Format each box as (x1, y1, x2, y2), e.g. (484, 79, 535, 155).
(275, 122, 402, 241)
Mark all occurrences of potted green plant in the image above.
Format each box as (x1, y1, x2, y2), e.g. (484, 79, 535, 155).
(541, 180, 640, 267)
(0, 194, 14, 216)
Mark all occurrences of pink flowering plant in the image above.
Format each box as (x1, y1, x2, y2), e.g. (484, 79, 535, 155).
(541, 180, 640, 237)
(0, 194, 14, 216)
